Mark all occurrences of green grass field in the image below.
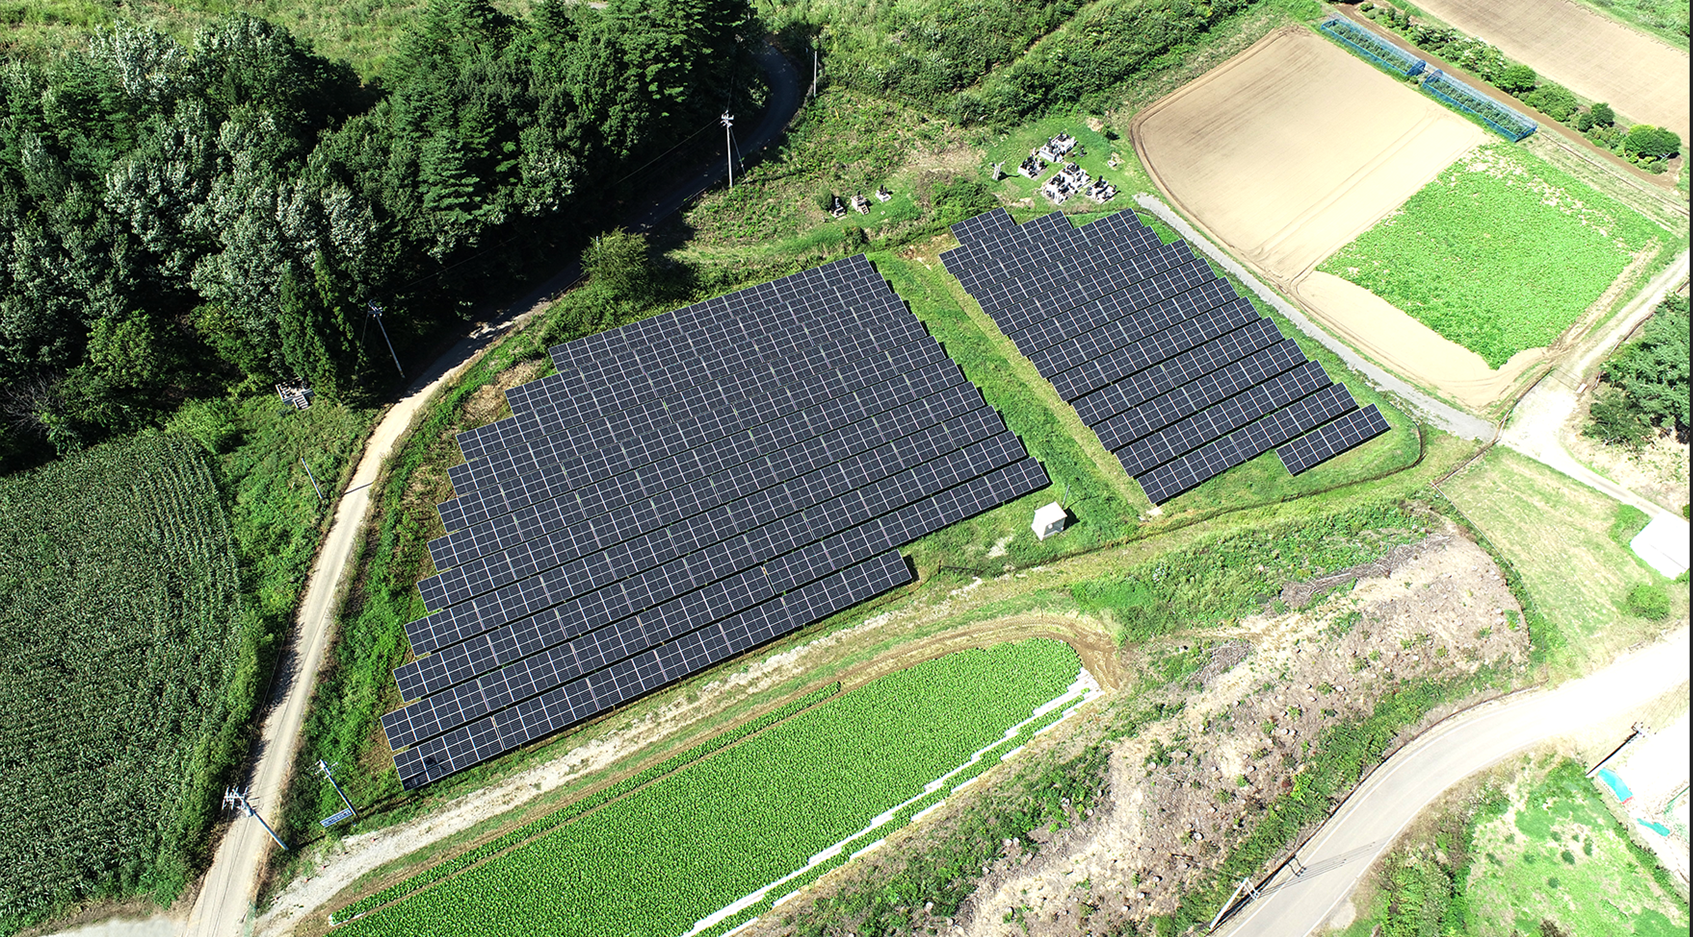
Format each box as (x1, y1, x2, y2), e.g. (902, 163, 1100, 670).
(335, 639, 1080, 937)
(1320, 143, 1668, 368)
(1442, 448, 1687, 676)
(0, 435, 250, 932)
(1465, 759, 1690, 936)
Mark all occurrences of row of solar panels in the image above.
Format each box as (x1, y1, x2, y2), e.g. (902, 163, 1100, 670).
(385, 256, 1048, 789)
(942, 209, 1389, 502)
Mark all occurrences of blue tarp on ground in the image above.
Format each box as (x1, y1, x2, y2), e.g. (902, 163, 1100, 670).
(1598, 767, 1634, 801)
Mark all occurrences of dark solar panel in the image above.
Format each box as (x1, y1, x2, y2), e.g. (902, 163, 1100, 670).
(383, 255, 1048, 790)
(937, 208, 1382, 509)
(1277, 405, 1391, 475)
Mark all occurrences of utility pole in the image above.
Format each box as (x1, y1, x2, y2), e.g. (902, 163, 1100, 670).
(812, 47, 818, 98)
(1207, 876, 1260, 932)
(316, 759, 357, 827)
(721, 112, 735, 189)
(300, 458, 324, 503)
(223, 787, 288, 851)
(368, 301, 403, 377)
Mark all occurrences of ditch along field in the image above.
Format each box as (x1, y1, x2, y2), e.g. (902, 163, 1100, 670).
(0, 435, 248, 934)
(329, 640, 1089, 937)
(1408, 0, 1691, 149)
(1132, 24, 1679, 413)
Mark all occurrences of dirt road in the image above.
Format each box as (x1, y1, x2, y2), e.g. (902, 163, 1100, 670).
(1216, 626, 1691, 937)
(1498, 247, 1691, 521)
(27, 43, 806, 937)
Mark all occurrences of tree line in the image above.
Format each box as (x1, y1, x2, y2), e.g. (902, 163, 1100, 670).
(0, 0, 751, 467)
(1585, 294, 1690, 449)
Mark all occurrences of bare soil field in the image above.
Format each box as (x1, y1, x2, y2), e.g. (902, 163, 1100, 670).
(1409, 0, 1690, 148)
(1295, 272, 1546, 411)
(1130, 27, 1535, 411)
(1133, 27, 1484, 284)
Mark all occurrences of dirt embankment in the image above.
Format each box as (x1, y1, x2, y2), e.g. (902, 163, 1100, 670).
(947, 528, 1528, 936)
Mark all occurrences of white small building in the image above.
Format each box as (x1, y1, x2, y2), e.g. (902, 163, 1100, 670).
(1032, 502, 1067, 540)
(1631, 513, 1690, 578)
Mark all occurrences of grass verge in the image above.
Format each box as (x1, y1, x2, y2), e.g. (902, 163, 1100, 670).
(1439, 447, 1689, 678)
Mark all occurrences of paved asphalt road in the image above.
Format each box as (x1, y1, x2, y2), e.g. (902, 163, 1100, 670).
(1217, 627, 1690, 937)
(173, 42, 803, 937)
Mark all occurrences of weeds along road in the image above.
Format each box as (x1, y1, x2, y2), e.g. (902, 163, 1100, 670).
(175, 43, 801, 937)
(1217, 626, 1691, 937)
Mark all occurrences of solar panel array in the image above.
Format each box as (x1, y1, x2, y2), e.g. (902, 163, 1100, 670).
(941, 209, 1389, 502)
(383, 254, 1049, 789)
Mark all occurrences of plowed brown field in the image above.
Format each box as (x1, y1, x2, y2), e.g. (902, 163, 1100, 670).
(1132, 27, 1527, 409)
(1133, 26, 1484, 283)
(1410, 0, 1689, 147)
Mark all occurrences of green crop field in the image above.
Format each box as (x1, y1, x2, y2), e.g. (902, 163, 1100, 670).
(1320, 144, 1669, 368)
(0, 434, 254, 933)
(336, 639, 1080, 937)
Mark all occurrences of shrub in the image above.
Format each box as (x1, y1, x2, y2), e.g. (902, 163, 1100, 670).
(1626, 584, 1670, 620)
(1609, 505, 1650, 547)
(166, 397, 242, 454)
(1583, 386, 1654, 448)
(1523, 83, 1579, 122)
(1498, 63, 1538, 94)
(1624, 124, 1681, 159)
(582, 228, 652, 299)
(930, 177, 1000, 226)
(1590, 102, 1615, 127)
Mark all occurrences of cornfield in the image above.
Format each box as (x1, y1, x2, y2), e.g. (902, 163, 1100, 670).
(0, 434, 251, 933)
